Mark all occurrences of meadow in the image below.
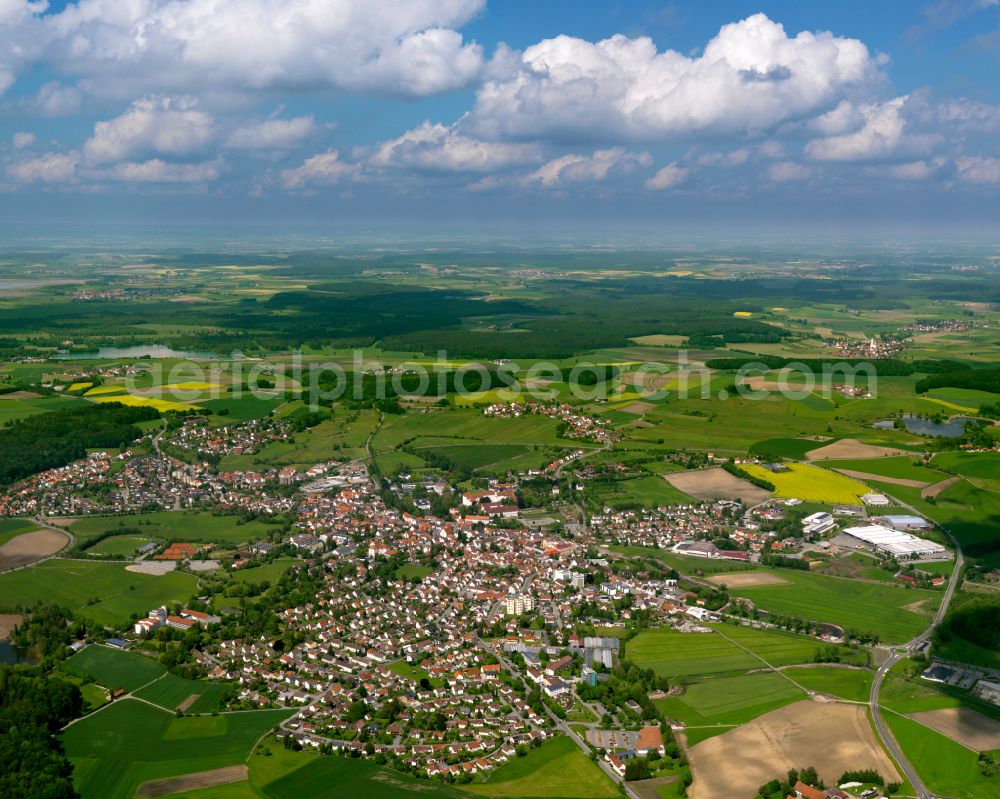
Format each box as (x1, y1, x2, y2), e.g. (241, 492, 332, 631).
(784, 665, 873, 701)
(742, 463, 869, 504)
(626, 625, 820, 678)
(460, 736, 619, 798)
(262, 756, 466, 799)
(654, 672, 805, 727)
(729, 569, 938, 643)
(0, 559, 198, 625)
(134, 672, 229, 713)
(63, 699, 292, 799)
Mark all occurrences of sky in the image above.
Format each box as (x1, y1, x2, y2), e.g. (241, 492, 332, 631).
(1, 0, 999, 236)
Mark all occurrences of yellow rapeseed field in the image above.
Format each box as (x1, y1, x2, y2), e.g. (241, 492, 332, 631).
(743, 463, 867, 505)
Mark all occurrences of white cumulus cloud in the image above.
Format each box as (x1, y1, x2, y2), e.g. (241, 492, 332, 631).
(7, 151, 79, 183)
(467, 13, 882, 142)
(108, 159, 220, 183)
(370, 122, 540, 172)
(956, 156, 1000, 184)
(83, 96, 215, 165)
(282, 149, 360, 188)
(522, 148, 651, 187)
(35, 0, 486, 101)
(644, 162, 688, 190)
(226, 116, 316, 150)
(767, 161, 812, 181)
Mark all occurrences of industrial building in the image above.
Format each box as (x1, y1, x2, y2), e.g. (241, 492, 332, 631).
(841, 524, 948, 560)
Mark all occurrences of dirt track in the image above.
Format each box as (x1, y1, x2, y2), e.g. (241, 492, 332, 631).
(909, 707, 1000, 751)
(135, 764, 248, 797)
(806, 438, 907, 460)
(666, 468, 771, 505)
(687, 701, 900, 799)
(0, 529, 69, 571)
(0, 613, 24, 639)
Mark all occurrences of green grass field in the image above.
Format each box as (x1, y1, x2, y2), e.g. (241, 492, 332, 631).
(395, 563, 433, 580)
(86, 534, 153, 556)
(748, 437, 829, 460)
(264, 755, 465, 799)
(931, 451, 1000, 481)
(460, 736, 619, 798)
(134, 672, 230, 713)
(654, 672, 804, 727)
(885, 713, 1000, 799)
(784, 666, 873, 701)
(818, 456, 948, 483)
(71, 511, 282, 547)
(63, 646, 166, 692)
(729, 569, 939, 643)
(0, 560, 198, 625)
(626, 625, 820, 678)
(64, 700, 292, 799)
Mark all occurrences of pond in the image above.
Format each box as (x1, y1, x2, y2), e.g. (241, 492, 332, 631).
(53, 345, 226, 360)
(873, 414, 977, 438)
(0, 638, 38, 665)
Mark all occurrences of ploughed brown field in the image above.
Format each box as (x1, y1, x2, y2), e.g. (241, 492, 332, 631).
(0, 529, 69, 571)
(908, 707, 1000, 751)
(686, 701, 899, 799)
(666, 467, 771, 505)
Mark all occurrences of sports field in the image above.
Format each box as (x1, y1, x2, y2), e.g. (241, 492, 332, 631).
(460, 736, 618, 798)
(63, 699, 292, 799)
(729, 569, 939, 643)
(86, 534, 153, 556)
(0, 559, 198, 625)
(626, 625, 819, 678)
(742, 463, 868, 504)
(63, 646, 166, 692)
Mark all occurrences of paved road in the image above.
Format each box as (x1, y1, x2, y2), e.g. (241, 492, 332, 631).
(867, 516, 964, 799)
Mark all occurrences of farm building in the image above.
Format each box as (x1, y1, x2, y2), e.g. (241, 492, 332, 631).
(861, 492, 890, 506)
(842, 524, 948, 560)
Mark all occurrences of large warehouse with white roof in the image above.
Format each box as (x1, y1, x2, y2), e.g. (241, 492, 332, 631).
(841, 524, 949, 560)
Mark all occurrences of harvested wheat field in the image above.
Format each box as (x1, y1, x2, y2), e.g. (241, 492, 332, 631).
(136, 765, 248, 797)
(687, 701, 899, 799)
(666, 467, 771, 505)
(834, 468, 928, 488)
(909, 707, 1000, 751)
(0, 529, 68, 571)
(707, 572, 789, 588)
(806, 438, 907, 460)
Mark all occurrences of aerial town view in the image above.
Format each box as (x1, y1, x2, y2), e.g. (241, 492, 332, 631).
(0, 3, 999, 799)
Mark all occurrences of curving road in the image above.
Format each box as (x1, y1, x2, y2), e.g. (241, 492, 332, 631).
(867, 519, 963, 799)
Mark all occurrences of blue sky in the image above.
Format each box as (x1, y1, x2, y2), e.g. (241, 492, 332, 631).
(1, 0, 999, 235)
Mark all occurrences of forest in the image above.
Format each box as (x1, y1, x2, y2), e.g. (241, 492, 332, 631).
(0, 402, 159, 487)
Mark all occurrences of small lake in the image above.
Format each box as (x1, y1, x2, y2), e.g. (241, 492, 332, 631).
(873, 414, 977, 438)
(0, 638, 37, 665)
(54, 345, 225, 360)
